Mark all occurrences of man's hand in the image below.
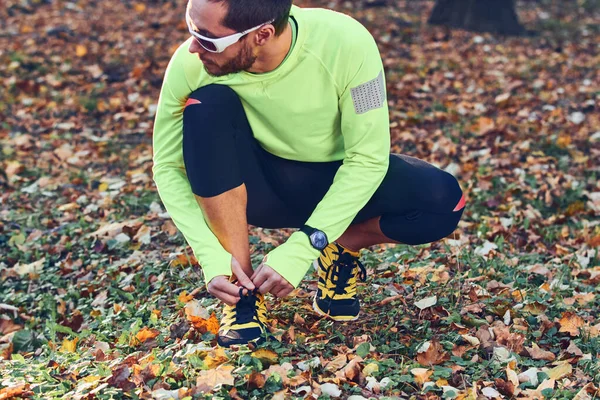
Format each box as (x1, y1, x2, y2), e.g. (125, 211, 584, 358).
(251, 256, 294, 298)
(207, 257, 255, 305)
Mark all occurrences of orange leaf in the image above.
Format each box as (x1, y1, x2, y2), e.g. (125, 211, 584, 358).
(178, 290, 194, 303)
(0, 384, 31, 400)
(558, 311, 585, 337)
(134, 3, 146, 12)
(477, 117, 495, 136)
(135, 327, 160, 343)
(188, 313, 220, 335)
(75, 45, 88, 57)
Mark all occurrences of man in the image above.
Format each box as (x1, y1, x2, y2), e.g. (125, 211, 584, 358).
(153, 0, 466, 347)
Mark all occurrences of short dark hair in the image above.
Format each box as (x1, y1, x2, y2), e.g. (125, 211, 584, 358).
(208, 0, 292, 36)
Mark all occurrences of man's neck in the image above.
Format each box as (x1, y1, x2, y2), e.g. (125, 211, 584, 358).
(246, 21, 293, 74)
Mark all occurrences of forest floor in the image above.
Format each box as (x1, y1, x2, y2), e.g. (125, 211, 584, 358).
(1, 0, 599, 398)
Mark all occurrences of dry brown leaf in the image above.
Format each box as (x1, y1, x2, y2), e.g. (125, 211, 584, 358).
(416, 340, 449, 366)
(247, 372, 266, 390)
(325, 353, 347, 372)
(0, 384, 32, 400)
(558, 311, 585, 337)
(0, 318, 22, 335)
(196, 365, 235, 388)
(477, 117, 496, 136)
(525, 343, 556, 361)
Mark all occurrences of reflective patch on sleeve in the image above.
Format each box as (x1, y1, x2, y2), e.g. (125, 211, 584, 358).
(350, 70, 385, 114)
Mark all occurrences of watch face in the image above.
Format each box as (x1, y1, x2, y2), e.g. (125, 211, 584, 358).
(310, 231, 328, 250)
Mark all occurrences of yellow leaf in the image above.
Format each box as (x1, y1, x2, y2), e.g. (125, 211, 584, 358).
(83, 375, 101, 383)
(558, 311, 585, 337)
(98, 182, 108, 192)
(252, 349, 278, 366)
(196, 365, 234, 387)
(506, 364, 519, 387)
(204, 347, 229, 369)
(363, 362, 379, 376)
(546, 362, 572, 380)
(411, 368, 433, 386)
(60, 337, 78, 353)
(75, 45, 88, 57)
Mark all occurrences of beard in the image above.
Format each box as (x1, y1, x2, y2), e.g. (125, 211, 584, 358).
(203, 42, 257, 77)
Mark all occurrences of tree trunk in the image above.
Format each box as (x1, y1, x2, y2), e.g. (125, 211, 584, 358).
(428, 0, 526, 36)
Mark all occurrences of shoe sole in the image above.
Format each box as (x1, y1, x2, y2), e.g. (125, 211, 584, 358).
(312, 296, 359, 322)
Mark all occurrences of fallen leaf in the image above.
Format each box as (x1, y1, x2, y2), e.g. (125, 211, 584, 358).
(60, 337, 78, 353)
(411, 368, 433, 386)
(252, 348, 278, 366)
(196, 365, 234, 388)
(320, 383, 342, 398)
(558, 311, 584, 336)
(204, 347, 229, 369)
(325, 353, 347, 372)
(525, 343, 555, 361)
(135, 327, 159, 344)
(415, 295, 437, 310)
(0, 384, 31, 400)
(75, 45, 88, 57)
(416, 339, 449, 366)
(545, 362, 572, 380)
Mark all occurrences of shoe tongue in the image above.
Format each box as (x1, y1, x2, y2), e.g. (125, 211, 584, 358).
(235, 291, 258, 324)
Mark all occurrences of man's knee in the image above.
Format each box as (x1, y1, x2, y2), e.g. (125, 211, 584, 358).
(188, 84, 241, 108)
(433, 171, 464, 213)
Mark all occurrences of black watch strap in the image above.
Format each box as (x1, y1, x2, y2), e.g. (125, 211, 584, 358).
(300, 224, 315, 236)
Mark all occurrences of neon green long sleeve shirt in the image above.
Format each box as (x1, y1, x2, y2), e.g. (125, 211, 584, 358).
(152, 5, 390, 288)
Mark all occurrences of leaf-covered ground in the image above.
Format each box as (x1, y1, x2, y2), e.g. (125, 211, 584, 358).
(1, 0, 599, 398)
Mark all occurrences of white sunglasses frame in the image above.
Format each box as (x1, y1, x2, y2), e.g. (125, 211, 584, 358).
(186, 12, 274, 53)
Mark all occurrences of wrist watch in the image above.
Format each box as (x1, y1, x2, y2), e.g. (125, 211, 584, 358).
(300, 225, 328, 251)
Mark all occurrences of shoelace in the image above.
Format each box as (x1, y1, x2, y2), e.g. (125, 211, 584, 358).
(325, 251, 367, 295)
(233, 288, 264, 327)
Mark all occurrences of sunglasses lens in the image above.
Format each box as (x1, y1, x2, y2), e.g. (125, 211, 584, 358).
(199, 38, 218, 52)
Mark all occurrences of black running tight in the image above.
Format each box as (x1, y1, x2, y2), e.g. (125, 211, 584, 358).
(182, 85, 465, 245)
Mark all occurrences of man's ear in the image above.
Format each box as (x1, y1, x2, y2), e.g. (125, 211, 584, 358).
(254, 25, 275, 46)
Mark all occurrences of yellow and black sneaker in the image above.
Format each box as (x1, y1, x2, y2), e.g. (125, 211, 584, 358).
(313, 242, 367, 321)
(217, 288, 269, 347)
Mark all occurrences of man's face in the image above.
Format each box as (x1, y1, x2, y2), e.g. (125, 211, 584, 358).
(187, 0, 257, 76)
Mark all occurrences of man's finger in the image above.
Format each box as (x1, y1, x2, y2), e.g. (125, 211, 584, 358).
(252, 267, 270, 290)
(231, 259, 255, 291)
(273, 284, 293, 298)
(209, 277, 240, 298)
(217, 293, 239, 306)
(257, 277, 277, 295)
(250, 264, 262, 281)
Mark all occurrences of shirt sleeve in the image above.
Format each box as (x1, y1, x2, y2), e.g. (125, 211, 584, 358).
(264, 25, 390, 287)
(152, 42, 232, 285)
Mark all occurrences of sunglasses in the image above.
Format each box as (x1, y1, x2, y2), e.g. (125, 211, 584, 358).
(185, 11, 274, 53)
